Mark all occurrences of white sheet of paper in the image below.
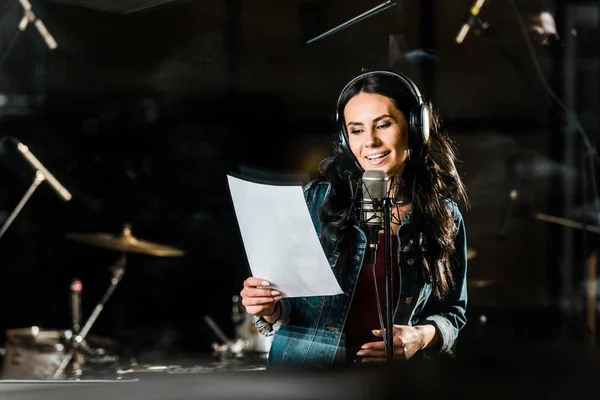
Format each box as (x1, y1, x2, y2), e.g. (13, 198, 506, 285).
(227, 175, 343, 298)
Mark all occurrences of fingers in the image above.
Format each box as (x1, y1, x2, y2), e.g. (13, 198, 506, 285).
(361, 341, 385, 350)
(358, 336, 408, 361)
(244, 277, 272, 288)
(240, 277, 284, 317)
(242, 296, 280, 307)
(241, 287, 280, 299)
(360, 357, 387, 363)
(371, 325, 408, 337)
(357, 347, 408, 362)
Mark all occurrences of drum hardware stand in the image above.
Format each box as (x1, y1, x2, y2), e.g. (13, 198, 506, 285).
(204, 315, 251, 358)
(0, 171, 45, 240)
(52, 254, 127, 379)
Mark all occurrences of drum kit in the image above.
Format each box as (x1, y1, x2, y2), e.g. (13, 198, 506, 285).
(0, 224, 270, 381)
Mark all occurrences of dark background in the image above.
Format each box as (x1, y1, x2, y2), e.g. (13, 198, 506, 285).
(0, 0, 598, 364)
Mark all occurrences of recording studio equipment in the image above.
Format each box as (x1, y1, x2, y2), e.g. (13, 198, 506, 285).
(306, 1, 396, 44)
(456, 0, 488, 44)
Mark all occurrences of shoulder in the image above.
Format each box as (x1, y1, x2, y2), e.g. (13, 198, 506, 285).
(302, 179, 330, 193)
(302, 179, 331, 204)
(440, 198, 465, 227)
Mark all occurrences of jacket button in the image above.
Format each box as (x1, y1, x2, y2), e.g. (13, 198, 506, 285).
(405, 297, 413, 304)
(343, 291, 350, 297)
(407, 258, 415, 265)
(325, 326, 340, 332)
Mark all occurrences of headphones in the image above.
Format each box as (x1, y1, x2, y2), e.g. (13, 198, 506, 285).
(336, 70, 430, 171)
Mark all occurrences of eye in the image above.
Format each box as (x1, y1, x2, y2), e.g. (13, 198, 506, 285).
(350, 128, 363, 135)
(376, 122, 391, 129)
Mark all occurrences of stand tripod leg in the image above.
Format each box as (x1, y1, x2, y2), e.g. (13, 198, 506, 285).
(52, 256, 127, 379)
(0, 171, 45, 240)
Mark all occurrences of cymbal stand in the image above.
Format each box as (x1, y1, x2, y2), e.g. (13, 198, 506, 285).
(52, 254, 127, 379)
(0, 171, 45, 240)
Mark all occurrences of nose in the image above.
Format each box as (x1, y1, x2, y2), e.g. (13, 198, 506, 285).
(364, 127, 381, 148)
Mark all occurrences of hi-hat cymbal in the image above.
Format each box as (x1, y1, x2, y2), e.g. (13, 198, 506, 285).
(67, 225, 184, 257)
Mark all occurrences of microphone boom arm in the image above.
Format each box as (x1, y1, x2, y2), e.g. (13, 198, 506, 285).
(306, 1, 396, 44)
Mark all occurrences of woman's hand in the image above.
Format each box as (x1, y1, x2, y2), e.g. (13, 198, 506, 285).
(357, 324, 438, 362)
(240, 277, 282, 319)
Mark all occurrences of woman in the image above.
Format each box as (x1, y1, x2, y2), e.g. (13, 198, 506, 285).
(240, 70, 468, 367)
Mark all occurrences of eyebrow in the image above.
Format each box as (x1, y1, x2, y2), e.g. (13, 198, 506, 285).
(346, 114, 395, 126)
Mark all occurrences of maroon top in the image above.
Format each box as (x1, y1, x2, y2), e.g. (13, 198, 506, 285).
(342, 232, 401, 362)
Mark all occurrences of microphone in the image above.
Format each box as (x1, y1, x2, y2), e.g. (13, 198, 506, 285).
(17, 0, 58, 50)
(361, 169, 388, 265)
(456, 0, 487, 44)
(70, 278, 83, 333)
(11, 138, 72, 201)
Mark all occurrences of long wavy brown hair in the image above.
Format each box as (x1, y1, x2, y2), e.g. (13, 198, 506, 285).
(319, 72, 468, 300)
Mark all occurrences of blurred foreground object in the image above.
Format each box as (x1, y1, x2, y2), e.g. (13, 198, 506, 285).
(529, 10, 559, 45)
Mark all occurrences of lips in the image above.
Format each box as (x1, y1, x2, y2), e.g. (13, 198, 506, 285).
(364, 151, 390, 165)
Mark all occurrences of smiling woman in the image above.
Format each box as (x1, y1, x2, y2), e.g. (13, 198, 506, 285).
(241, 70, 469, 368)
(345, 92, 409, 177)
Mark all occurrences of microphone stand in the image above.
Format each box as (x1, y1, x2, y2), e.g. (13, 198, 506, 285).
(0, 171, 45, 240)
(382, 197, 394, 362)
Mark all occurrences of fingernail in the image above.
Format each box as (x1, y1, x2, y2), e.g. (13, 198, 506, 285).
(274, 296, 282, 301)
(372, 329, 380, 334)
(261, 281, 270, 286)
(356, 351, 365, 356)
(271, 290, 280, 296)
(361, 345, 369, 350)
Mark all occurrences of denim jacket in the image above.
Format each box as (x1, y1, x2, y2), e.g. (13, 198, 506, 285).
(253, 180, 468, 368)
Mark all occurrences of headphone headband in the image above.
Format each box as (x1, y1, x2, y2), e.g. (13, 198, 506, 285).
(336, 70, 424, 114)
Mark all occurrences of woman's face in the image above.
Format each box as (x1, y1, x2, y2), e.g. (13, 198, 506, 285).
(344, 92, 409, 177)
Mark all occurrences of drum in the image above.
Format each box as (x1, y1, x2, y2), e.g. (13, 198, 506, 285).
(1, 327, 121, 380)
(2, 327, 67, 380)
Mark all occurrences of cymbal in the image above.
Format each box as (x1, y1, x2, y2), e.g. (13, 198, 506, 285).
(67, 225, 184, 257)
(467, 247, 477, 261)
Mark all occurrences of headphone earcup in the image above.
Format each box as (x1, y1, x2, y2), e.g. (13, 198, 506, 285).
(408, 103, 430, 162)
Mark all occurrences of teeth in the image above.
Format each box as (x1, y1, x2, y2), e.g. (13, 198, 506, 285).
(366, 152, 388, 160)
